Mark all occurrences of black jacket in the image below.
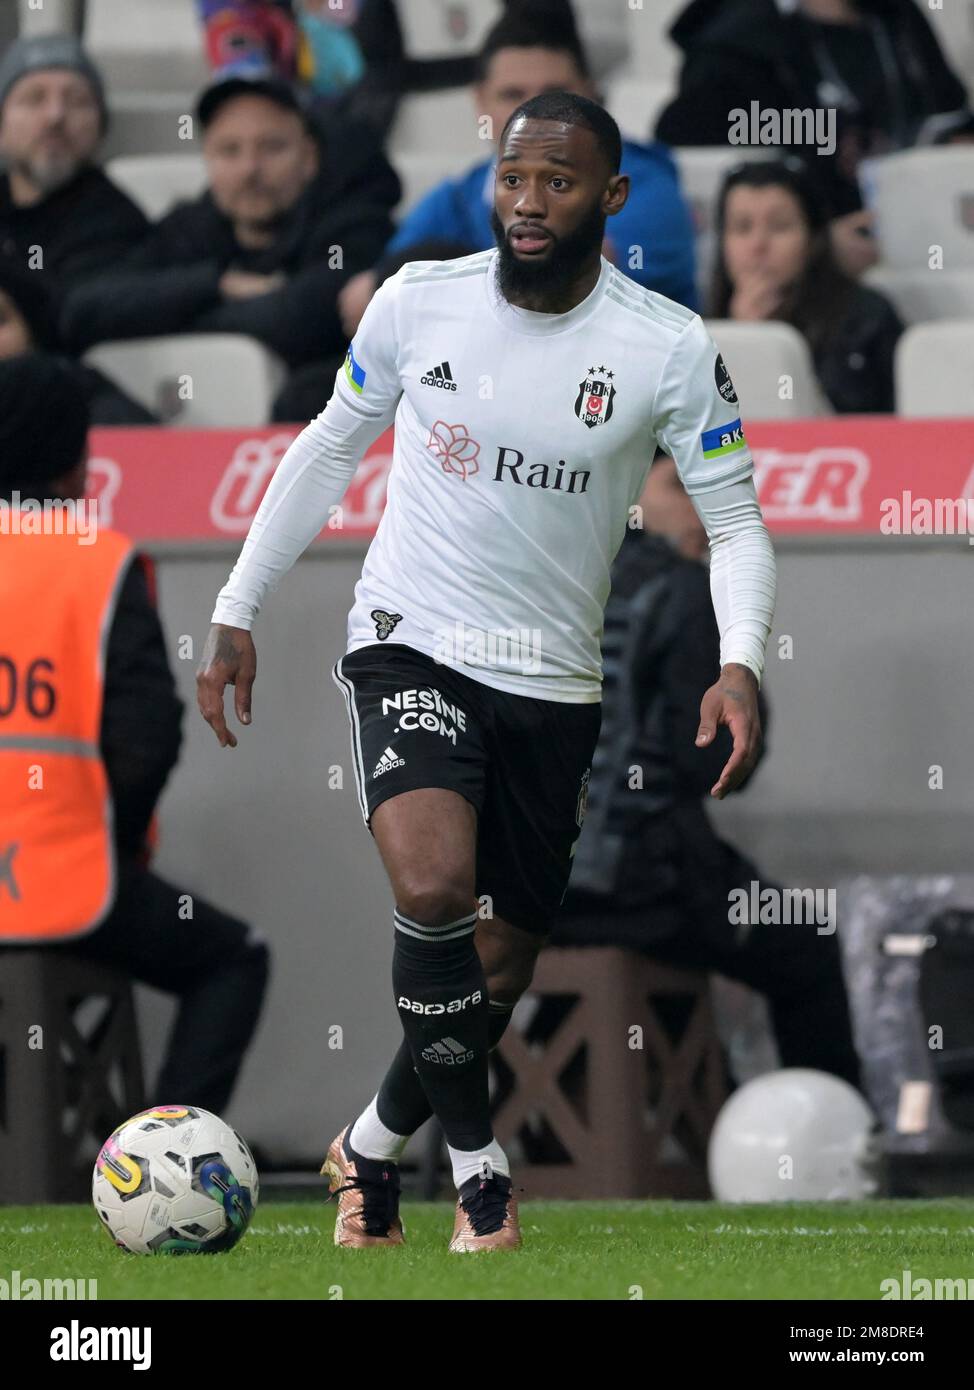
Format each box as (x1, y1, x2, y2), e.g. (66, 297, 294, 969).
(655, 0, 972, 214)
(61, 122, 400, 367)
(566, 530, 767, 912)
(0, 165, 148, 298)
(101, 554, 184, 858)
(813, 282, 903, 412)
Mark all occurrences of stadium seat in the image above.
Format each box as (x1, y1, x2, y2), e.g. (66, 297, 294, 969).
(83, 335, 288, 427)
(704, 320, 833, 418)
(864, 267, 974, 326)
(84, 0, 208, 93)
(17, 0, 82, 37)
(0, 951, 144, 1203)
(604, 77, 675, 145)
(623, 0, 684, 85)
(391, 148, 467, 216)
(388, 87, 485, 163)
(394, 0, 500, 62)
(394, 0, 627, 81)
(869, 147, 974, 271)
(894, 320, 974, 416)
(924, 0, 974, 107)
(105, 153, 207, 220)
(488, 947, 729, 1199)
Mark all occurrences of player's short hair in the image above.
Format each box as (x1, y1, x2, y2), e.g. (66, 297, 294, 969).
(476, 2, 589, 83)
(499, 91, 622, 175)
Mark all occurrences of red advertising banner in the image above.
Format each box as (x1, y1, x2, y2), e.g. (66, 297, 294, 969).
(83, 418, 974, 541)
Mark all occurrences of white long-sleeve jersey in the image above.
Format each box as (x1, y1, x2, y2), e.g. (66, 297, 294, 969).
(212, 250, 776, 699)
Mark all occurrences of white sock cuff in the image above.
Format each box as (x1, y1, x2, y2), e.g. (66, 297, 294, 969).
(349, 1095, 409, 1163)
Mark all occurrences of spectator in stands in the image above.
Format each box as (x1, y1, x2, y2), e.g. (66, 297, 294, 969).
(0, 257, 156, 424)
(337, 5, 698, 337)
(195, 0, 465, 138)
(0, 354, 270, 1121)
(0, 36, 148, 298)
(550, 454, 862, 1090)
(656, 0, 974, 277)
(60, 74, 399, 421)
(710, 159, 903, 413)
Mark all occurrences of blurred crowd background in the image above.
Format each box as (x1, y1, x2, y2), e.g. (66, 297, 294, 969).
(0, 0, 972, 428)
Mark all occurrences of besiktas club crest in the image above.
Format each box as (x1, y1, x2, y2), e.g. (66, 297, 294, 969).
(575, 366, 615, 428)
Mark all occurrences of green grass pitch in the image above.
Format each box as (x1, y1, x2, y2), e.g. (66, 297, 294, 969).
(2, 1199, 973, 1300)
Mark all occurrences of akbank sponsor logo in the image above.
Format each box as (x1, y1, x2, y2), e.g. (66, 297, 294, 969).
(381, 687, 467, 744)
(702, 419, 747, 461)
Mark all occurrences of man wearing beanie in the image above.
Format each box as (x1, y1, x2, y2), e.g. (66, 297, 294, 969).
(0, 35, 147, 296)
(0, 355, 269, 1123)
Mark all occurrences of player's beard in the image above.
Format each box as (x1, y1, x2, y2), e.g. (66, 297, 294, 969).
(491, 199, 606, 301)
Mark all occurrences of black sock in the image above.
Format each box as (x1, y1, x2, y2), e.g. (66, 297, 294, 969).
(390, 907, 493, 1151)
(378, 998, 516, 1136)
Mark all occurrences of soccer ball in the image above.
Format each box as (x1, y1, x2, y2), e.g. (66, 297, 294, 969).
(92, 1105, 258, 1253)
(707, 1068, 878, 1202)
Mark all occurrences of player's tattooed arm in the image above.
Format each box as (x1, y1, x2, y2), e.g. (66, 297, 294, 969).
(196, 623, 257, 749)
(695, 662, 762, 800)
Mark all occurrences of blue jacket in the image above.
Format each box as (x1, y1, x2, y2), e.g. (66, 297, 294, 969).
(385, 139, 699, 310)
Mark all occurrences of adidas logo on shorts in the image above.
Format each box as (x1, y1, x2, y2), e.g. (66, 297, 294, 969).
(421, 1036, 474, 1066)
(372, 745, 405, 779)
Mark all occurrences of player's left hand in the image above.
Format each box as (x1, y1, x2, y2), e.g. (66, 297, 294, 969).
(695, 663, 762, 800)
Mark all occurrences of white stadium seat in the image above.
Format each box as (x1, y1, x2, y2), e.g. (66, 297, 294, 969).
(388, 88, 485, 162)
(623, 0, 685, 86)
(868, 147, 974, 271)
(924, 0, 974, 107)
(394, 0, 627, 80)
(894, 320, 974, 416)
(18, 0, 82, 37)
(84, 335, 287, 428)
(704, 320, 833, 418)
(604, 77, 675, 145)
(394, 0, 500, 61)
(392, 149, 469, 217)
(105, 154, 207, 220)
(84, 0, 208, 93)
(864, 268, 974, 326)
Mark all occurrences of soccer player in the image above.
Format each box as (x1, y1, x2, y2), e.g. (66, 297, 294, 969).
(197, 92, 777, 1251)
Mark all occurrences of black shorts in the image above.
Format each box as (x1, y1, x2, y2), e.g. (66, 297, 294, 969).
(332, 643, 601, 936)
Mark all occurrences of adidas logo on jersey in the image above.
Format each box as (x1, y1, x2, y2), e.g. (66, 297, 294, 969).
(420, 361, 458, 391)
(421, 1036, 475, 1066)
(372, 745, 405, 778)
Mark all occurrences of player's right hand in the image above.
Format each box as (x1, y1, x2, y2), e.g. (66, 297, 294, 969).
(196, 624, 256, 749)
